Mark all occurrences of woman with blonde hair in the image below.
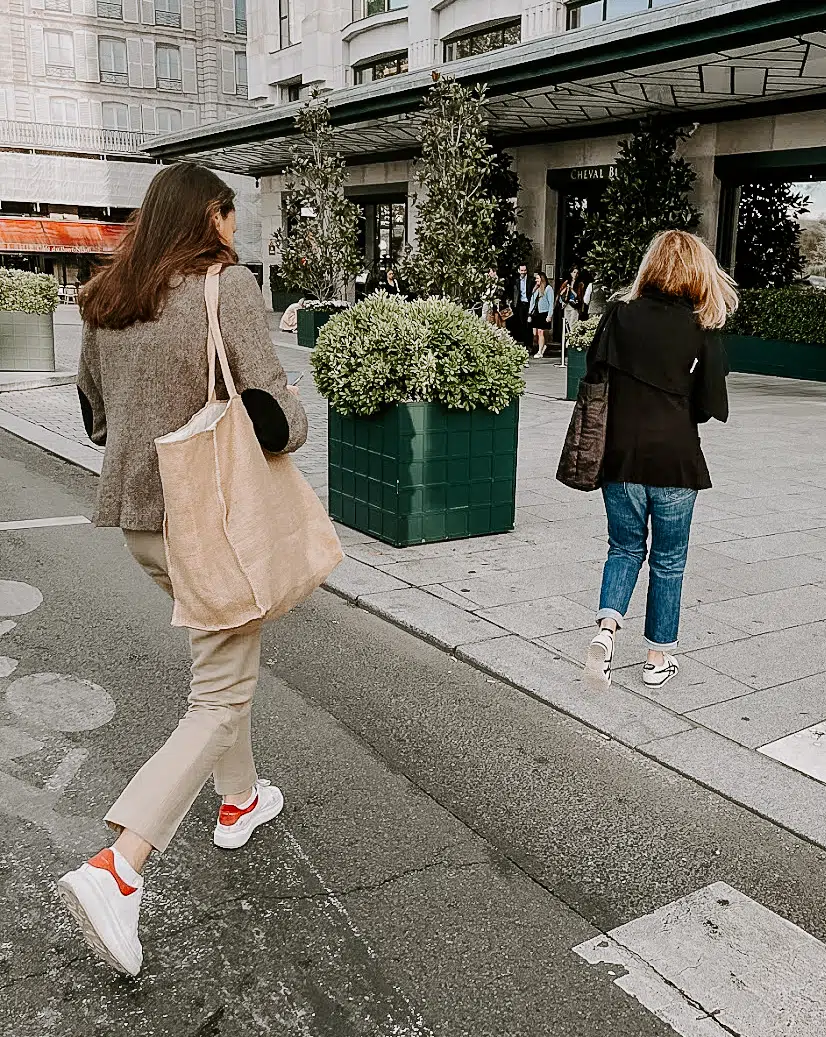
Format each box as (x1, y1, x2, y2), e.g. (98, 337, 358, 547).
(583, 230, 737, 689)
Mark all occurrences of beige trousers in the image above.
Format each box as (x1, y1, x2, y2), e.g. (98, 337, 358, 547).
(105, 531, 261, 852)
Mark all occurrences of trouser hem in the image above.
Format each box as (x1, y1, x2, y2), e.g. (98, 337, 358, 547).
(596, 608, 624, 628)
(643, 636, 679, 651)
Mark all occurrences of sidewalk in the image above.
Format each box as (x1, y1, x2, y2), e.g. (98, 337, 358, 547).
(4, 307, 826, 850)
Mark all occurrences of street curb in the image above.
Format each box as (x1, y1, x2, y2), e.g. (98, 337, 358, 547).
(6, 405, 826, 854)
(0, 372, 77, 392)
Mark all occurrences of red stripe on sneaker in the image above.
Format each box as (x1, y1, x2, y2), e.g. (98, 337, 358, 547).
(88, 848, 138, 896)
(218, 794, 259, 827)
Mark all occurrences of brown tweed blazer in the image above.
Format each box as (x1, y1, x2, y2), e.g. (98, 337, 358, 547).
(77, 264, 308, 531)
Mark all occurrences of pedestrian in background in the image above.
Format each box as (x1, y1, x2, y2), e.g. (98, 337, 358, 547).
(583, 230, 736, 689)
(510, 262, 533, 352)
(528, 270, 554, 358)
(558, 265, 586, 332)
(60, 162, 308, 976)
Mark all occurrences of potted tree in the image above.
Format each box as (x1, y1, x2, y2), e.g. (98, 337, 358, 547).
(564, 314, 601, 400)
(0, 268, 58, 372)
(312, 292, 526, 546)
(275, 96, 362, 348)
(269, 265, 303, 313)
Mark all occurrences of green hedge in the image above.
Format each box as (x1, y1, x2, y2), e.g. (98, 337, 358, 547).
(725, 286, 826, 345)
(311, 292, 527, 417)
(0, 268, 59, 315)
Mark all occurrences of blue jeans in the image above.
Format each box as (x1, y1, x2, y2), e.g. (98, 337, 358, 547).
(597, 483, 698, 650)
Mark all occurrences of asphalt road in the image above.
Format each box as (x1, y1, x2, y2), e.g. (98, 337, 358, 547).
(2, 428, 826, 1037)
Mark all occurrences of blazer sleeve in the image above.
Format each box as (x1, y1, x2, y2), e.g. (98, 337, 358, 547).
(693, 332, 730, 424)
(217, 265, 308, 453)
(76, 323, 107, 446)
(585, 300, 621, 376)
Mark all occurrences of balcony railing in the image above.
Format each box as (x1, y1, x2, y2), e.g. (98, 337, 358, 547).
(157, 76, 183, 91)
(46, 65, 75, 80)
(45, 0, 71, 11)
(0, 120, 153, 155)
(155, 10, 181, 27)
(100, 70, 129, 85)
(97, 1, 123, 17)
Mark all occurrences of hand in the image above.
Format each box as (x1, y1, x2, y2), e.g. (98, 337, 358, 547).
(287, 384, 300, 397)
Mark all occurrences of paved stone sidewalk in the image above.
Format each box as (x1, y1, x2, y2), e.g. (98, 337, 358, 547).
(4, 307, 826, 848)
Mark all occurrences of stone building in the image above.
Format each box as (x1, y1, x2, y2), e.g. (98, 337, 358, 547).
(143, 0, 826, 305)
(0, 0, 260, 279)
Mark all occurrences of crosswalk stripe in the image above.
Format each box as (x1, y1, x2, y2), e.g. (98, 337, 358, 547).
(0, 516, 90, 531)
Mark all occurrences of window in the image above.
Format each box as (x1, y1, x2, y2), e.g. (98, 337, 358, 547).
(566, 0, 679, 30)
(99, 37, 128, 84)
(44, 31, 74, 77)
(235, 51, 247, 97)
(97, 1, 124, 18)
(49, 97, 78, 125)
(102, 101, 129, 129)
(354, 51, 408, 85)
(234, 0, 246, 34)
(156, 44, 182, 89)
(283, 81, 301, 103)
(279, 0, 290, 48)
(155, 0, 181, 27)
(443, 20, 521, 63)
(156, 107, 182, 133)
(352, 0, 407, 19)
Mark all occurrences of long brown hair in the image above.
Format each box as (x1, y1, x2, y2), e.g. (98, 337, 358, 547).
(80, 162, 238, 329)
(625, 230, 738, 329)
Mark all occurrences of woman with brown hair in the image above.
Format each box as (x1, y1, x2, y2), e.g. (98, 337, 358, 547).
(583, 230, 737, 690)
(58, 162, 308, 976)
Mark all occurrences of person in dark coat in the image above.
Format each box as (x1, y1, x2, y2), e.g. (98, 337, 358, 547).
(509, 263, 533, 352)
(583, 230, 737, 691)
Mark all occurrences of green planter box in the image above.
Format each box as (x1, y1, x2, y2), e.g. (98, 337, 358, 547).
(0, 311, 55, 372)
(297, 308, 331, 349)
(723, 334, 826, 382)
(328, 400, 519, 547)
(271, 289, 303, 312)
(566, 349, 588, 400)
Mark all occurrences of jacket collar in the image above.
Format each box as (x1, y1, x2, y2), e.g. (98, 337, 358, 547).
(640, 286, 695, 310)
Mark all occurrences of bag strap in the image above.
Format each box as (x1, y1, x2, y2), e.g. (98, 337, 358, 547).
(204, 263, 238, 402)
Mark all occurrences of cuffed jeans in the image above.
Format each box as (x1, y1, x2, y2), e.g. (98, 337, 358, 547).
(105, 531, 261, 852)
(597, 483, 697, 650)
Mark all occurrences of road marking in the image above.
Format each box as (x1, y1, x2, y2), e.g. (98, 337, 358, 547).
(0, 581, 43, 616)
(573, 882, 826, 1036)
(759, 722, 826, 783)
(6, 673, 115, 732)
(0, 515, 90, 531)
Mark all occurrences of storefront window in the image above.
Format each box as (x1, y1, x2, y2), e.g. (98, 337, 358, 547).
(567, 0, 678, 29)
(444, 20, 521, 63)
(354, 52, 408, 85)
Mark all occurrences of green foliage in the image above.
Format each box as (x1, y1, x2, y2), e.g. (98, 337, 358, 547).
(269, 264, 295, 293)
(275, 96, 362, 303)
(585, 120, 701, 293)
(734, 183, 808, 289)
(401, 78, 498, 306)
(485, 151, 534, 277)
(0, 268, 58, 315)
(311, 292, 527, 417)
(566, 314, 602, 352)
(724, 286, 826, 344)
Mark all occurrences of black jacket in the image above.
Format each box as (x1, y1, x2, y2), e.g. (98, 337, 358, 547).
(586, 289, 729, 490)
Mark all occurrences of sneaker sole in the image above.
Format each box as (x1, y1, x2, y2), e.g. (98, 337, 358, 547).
(584, 642, 612, 687)
(643, 669, 679, 689)
(213, 788, 285, 850)
(57, 872, 141, 977)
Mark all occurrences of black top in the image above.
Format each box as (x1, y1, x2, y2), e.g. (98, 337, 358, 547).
(586, 289, 729, 490)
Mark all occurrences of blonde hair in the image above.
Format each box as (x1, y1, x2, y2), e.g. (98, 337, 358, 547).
(625, 230, 738, 330)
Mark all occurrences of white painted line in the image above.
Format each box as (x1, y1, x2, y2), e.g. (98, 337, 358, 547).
(0, 515, 90, 531)
(0, 408, 102, 475)
(574, 882, 826, 1036)
(759, 722, 826, 783)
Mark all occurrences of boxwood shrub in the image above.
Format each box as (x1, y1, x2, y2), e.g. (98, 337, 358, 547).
(725, 286, 826, 345)
(0, 268, 59, 315)
(311, 292, 527, 417)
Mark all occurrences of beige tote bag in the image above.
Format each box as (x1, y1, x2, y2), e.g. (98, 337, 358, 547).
(155, 264, 343, 631)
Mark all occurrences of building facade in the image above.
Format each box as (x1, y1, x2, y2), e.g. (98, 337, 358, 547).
(0, 0, 259, 279)
(143, 0, 826, 306)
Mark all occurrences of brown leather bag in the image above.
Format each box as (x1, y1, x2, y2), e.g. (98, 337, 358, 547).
(556, 367, 609, 492)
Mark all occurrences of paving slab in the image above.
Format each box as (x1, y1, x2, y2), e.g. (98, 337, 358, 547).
(358, 587, 507, 651)
(693, 584, 826, 636)
(457, 636, 692, 748)
(441, 560, 602, 609)
(710, 555, 826, 595)
(759, 723, 826, 783)
(689, 622, 826, 691)
(375, 554, 509, 587)
(324, 555, 410, 601)
(613, 656, 755, 715)
(476, 596, 597, 639)
(709, 531, 826, 563)
(711, 510, 826, 538)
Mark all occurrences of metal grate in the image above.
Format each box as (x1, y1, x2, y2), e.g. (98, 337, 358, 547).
(235, 17, 247, 33)
(45, 0, 72, 11)
(157, 77, 182, 91)
(46, 65, 75, 80)
(97, 0, 123, 17)
(155, 10, 181, 27)
(100, 70, 128, 85)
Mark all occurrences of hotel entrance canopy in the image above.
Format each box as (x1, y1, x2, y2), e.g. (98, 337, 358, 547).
(144, 0, 826, 176)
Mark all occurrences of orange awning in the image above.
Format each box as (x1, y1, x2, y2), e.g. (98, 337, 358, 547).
(0, 218, 126, 254)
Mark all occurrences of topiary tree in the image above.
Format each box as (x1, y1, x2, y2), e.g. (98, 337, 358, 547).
(734, 183, 809, 288)
(584, 119, 701, 292)
(275, 95, 362, 304)
(401, 77, 498, 306)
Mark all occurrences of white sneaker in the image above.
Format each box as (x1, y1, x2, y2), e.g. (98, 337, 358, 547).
(585, 628, 614, 686)
(213, 779, 284, 850)
(643, 653, 680, 688)
(57, 848, 143, 976)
